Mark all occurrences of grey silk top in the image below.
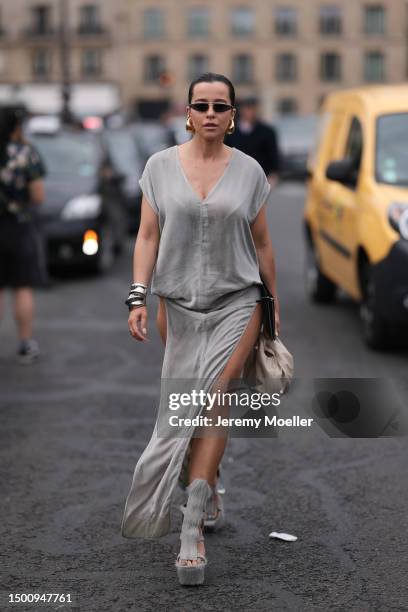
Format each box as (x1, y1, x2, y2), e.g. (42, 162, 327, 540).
(139, 144, 271, 310)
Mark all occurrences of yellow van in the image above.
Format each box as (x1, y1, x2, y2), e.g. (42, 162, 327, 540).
(304, 84, 408, 349)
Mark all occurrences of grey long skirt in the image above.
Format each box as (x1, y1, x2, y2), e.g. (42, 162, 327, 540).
(121, 283, 262, 539)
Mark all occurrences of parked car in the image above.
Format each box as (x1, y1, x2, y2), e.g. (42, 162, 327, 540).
(275, 115, 318, 181)
(28, 128, 128, 273)
(131, 121, 177, 162)
(102, 126, 144, 233)
(304, 84, 408, 349)
(102, 120, 187, 233)
(25, 114, 62, 134)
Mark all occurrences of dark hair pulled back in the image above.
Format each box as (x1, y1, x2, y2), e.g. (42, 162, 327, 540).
(188, 72, 235, 107)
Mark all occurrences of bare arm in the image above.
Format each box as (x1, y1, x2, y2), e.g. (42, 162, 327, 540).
(29, 179, 45, 205)
(250, 205, 281, 335)
(266, 173, 279, 188)
(132, 195, 160, 284)
(128, 195, 160, 342)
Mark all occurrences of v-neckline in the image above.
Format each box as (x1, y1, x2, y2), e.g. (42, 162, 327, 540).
(175, 145, 236, 204)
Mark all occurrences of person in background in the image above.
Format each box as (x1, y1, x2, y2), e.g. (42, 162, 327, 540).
(224, 95, 281, 187)
(0, 106, 47, 364)
(159, 107, 178, 148)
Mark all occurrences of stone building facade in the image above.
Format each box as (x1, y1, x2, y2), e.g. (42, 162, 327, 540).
(0, 0, 406, 119)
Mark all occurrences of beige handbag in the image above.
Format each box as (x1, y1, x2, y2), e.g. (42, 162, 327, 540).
(243, 330, 294, 395)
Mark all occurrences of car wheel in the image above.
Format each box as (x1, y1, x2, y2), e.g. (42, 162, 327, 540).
(95, 225, 115, 274)
(304, 235, 337, 303)
(359, 261, 389, 350)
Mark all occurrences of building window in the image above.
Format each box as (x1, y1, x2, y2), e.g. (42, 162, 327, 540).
(276, 53, 297, 82)
(144, 54, 165, 83)
(232, 54, 254, 83)
(0, 6, 5, 36)
(79, 4, 102, 34)
(187, 7, 209, 38)
(320, 52, 341, 81)
(81, 48, 102, 76)
(320, 6, 342, 35)
(364, 5, 385, 35)
(277, 98, 298, 115)
(275, 7, 297, 37)
(364, 51, 385, 81)
(32, 48, 51, 77)
(0, 50, 6, 73)
(143, 8, 165, 39)
(231, 7, 254, 37)
(30, 5, 52, 35)
(188, 54, 209, 81)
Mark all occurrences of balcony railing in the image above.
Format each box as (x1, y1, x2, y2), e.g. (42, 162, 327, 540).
(77, 24, 108, 36)
(23, 26, 56, 38)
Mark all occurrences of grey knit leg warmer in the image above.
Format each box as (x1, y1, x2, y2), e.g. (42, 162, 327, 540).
(179, 478, 212, 560)
(204, 484, 217, 516)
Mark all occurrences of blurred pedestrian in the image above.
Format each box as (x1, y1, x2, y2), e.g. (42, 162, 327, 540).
(121, 72, 280, 586)
(159, 107, 178, 148)
(224, 95, 281, 188)
(0, 106, 47, 364)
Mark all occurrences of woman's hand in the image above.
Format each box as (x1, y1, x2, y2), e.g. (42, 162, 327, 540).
(128, 306, 149, 342)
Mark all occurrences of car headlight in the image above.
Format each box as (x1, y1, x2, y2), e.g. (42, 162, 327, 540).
(388, 202, 408, 240)
(61, 194, 102, 220)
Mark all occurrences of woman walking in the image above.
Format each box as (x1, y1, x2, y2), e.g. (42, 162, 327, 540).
(121, 73, 280, 585)
(0, 106, 47, 363)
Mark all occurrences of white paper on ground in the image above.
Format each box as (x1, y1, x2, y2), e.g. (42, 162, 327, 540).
(269, 531, 298, 541)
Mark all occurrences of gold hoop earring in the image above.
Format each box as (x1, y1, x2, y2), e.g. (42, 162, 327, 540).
(185, 116, 195, 132)
(226, 118, 235, 135)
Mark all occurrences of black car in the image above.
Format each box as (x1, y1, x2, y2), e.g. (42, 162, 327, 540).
(29, 128, 128, 273)
(101, 127, 144, 234)
(102, 121, 182, 233)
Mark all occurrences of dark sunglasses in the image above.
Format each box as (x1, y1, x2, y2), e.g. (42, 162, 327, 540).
(189, 102, 234, 113)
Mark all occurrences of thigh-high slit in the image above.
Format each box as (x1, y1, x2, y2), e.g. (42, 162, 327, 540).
(121, 284, 262, 539)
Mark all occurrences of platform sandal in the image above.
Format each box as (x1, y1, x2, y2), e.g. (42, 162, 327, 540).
(203, 483, 225, 532)
(175, 478, 212, 586)
(215, 465, 226, 494)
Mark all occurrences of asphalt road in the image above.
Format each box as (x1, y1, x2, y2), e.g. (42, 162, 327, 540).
(1, 182, 407, 612)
